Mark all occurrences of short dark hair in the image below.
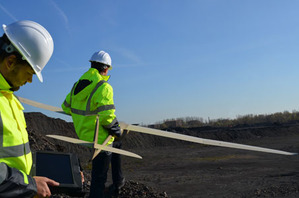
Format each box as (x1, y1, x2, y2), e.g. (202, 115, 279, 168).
(0, 34, 28, 65)
(90, 61, 110, 73)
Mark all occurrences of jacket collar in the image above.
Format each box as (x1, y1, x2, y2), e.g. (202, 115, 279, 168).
(102, 75, 110, 81)
(0, 72, 12, 91)
(89, 68, 111, 81)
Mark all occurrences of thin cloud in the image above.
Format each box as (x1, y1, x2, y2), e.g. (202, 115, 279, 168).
(115, 63, 142, 68)
(120, 49, 142, 64)
(49, 57, 87, 73)
(0, 3, 17, 21)
(49, 0, 68, 24)
(112, 47, 143, 67)
(100, 7, 118, 27)
(49, 66, 88, 73)
(49, 0, 71, 35)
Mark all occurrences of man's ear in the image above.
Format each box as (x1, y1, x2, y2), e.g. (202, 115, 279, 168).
(102, 67, 109, 75)
(3, 54, 17, 71)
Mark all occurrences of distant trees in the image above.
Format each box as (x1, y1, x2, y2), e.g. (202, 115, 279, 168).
(150, 110, 299, 129)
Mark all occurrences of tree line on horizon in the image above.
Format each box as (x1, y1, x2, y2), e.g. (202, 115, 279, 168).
(149, 110, 299, 129)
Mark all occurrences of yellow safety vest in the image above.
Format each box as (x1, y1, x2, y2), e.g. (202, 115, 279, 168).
(0, 73, 32, 177)
(62, 68, 116, 145)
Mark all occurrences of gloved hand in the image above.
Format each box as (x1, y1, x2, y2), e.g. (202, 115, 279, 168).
(114, 129, 129, 142)
(108, 120, 121, 137)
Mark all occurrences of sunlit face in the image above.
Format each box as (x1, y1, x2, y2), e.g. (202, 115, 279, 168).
(5, 62, 35, 91)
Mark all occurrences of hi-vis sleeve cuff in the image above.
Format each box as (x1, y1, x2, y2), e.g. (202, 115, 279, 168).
(103, 117, 118, 129)
(61, 99, 72, 115)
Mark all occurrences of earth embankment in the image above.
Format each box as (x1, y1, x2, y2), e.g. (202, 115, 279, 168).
(25, 112, 299, 198)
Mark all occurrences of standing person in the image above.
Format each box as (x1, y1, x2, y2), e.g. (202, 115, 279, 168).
(61, 50, 122, 198)
(0, 20, 59, 197)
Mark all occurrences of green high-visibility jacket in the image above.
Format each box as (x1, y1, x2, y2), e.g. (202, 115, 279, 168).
(0, 73, 37, 197)
(62, 68, 119, 145)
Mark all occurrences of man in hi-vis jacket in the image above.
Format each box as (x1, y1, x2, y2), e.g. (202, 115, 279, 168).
(0, 20, 59, 198)
(62, 50, 122, 198)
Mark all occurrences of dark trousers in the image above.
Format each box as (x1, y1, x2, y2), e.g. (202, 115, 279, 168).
(111, 141, 124, 186)
(89, 151, 111, 198)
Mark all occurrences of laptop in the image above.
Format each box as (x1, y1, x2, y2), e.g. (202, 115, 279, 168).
(32, 151, 84, 196)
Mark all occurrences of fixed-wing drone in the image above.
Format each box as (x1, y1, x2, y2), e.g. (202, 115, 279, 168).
(17, 96, 297, 160)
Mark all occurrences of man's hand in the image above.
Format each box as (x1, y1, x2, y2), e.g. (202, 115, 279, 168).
(33, 176, 59, 197)
(80, 171, 85, 183)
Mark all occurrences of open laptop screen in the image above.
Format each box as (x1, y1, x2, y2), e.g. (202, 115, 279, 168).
(35, 152, 74, 184)
(32, 151, 83, 195)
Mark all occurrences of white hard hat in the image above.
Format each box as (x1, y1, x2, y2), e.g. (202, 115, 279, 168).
(2, 20, 54, 82)
(89, 50, 112, 70)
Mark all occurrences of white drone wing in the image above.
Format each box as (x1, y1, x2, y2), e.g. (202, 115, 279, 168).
(18, 96, 297, 156)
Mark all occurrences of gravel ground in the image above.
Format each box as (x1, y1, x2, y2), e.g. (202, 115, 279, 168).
(121, 134, 299, 198)
(25, 112, 299, 198)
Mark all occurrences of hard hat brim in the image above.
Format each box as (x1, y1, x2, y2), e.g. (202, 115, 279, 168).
(34, 70, 43, 82)
(89, 60, 112, 70)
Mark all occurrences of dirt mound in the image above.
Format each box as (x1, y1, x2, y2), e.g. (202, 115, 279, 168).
(25, 112, 168, 198)
(25, 112, 299, 198)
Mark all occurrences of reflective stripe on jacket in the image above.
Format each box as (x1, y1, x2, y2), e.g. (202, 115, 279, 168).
(0, 73, 37, 196)
(62, 68, 117, 145)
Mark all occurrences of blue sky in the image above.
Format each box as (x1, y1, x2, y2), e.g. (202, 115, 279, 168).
(1, 0, 299, 125)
